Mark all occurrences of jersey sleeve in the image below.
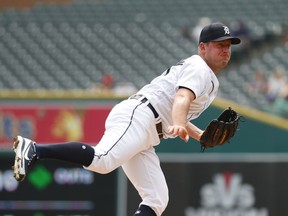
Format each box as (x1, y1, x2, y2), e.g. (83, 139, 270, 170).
(176, 60, 209, 98)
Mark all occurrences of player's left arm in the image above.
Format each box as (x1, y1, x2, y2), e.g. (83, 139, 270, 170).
(168, 87, 195, 142)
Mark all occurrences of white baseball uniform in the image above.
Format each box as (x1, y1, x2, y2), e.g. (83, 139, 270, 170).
(84, 54, 219, 215)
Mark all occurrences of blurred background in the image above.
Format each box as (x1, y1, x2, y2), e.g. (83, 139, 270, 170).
(0, 0, 288, 215)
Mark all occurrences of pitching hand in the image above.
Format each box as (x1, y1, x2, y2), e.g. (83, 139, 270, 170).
(168, 125, 189, 142)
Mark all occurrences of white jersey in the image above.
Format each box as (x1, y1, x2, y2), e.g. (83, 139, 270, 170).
(138, 54, 219, 138)
(86, 55, 220, 215)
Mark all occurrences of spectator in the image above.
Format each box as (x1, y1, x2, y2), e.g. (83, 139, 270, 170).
(246, 69, 267, 95)
(230, 19, 251, 49)
(265, 66, 286, 103)
(101, 73, 114, 91)
(91, 73, 115, 96)
(230, 19, 252, 60)
(113, 79, 138, 97)
(273, 81, 288, 118)
(278, 81, 288, 99)
(192, 17, 212, 43)
(91, 74, 138, 97)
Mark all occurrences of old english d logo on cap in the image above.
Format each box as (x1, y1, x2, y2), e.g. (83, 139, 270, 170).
(223, 26, 230, 35)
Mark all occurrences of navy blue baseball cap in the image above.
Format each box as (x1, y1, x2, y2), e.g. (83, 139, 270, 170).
(199, 23, 241, 45)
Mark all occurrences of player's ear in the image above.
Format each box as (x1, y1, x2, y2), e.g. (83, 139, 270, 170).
(198, 42, 207, 55)
(199, 42, 206, 51)
(199, 42, 207, 49)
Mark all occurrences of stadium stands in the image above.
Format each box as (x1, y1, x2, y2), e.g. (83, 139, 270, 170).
(0, 0, 287, 116)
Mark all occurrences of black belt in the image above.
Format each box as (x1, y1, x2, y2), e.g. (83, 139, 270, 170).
(129, 94, 163, 139)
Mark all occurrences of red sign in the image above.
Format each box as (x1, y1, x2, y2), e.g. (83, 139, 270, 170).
(0, 104, 114, 146)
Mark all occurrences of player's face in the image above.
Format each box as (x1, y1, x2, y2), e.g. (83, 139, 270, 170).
(201, 40, 232, 72)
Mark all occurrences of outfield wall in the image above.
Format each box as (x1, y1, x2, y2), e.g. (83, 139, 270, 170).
(1, 98, 288, 215)
(2, 151, 288, 216)
(1, 98, 287, 152)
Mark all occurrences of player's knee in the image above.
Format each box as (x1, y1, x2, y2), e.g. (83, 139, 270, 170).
(98, 165, 117, 174)
(90, 164, 117, 174)
(83, 159, 117, 174)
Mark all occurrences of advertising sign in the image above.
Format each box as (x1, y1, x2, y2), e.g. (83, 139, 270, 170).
(0, 104, 114, 146)
(0, 152, 117, 216)
(126, 154, 288, 216)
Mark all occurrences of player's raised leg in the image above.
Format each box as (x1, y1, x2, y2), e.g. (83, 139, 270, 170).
(12, 135, 95, 182)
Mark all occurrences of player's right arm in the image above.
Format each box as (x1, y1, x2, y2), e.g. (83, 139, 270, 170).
(168, 87, 195, 142)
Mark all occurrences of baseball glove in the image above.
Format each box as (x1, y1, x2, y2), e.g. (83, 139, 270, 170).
(200, 107, 240, 151)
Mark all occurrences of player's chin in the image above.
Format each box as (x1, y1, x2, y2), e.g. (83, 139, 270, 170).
(221, 58, 230, 66)
(219, 61, 229, 69)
